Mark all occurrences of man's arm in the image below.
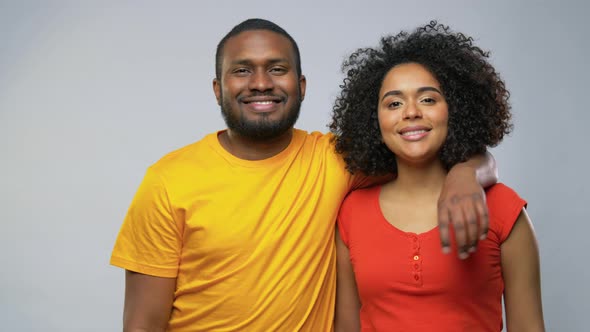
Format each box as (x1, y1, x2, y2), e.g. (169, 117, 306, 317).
(334, 228, 361, 332)
(438, 151, 498, 258)
(501, 208, 545, 331)
(123, 271, 176, 332)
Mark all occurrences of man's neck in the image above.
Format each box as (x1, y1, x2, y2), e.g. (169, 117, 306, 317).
(218, 129, 294, 161)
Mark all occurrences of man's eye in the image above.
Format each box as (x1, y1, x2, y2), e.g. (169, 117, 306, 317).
(270, 67, 286, 73)
(233, 68, 250, 74)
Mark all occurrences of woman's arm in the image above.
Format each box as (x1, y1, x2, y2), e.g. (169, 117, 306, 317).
(501, 208, 545, 332)
(335, 228, 361, 332)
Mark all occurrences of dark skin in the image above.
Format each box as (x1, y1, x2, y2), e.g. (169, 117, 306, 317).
(439, 156, 496, 258)
(123, 271, 175, 332)
(122, 29, 497, 330)
(213, 30, 306, 161)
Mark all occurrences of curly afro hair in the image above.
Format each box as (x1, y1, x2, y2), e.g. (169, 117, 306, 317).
(329, 21, 512, 176)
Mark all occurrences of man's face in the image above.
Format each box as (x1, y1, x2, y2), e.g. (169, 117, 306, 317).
(213, 30, 306, 140)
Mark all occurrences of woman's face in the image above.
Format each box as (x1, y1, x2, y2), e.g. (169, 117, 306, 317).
(378, 62, 449, 166)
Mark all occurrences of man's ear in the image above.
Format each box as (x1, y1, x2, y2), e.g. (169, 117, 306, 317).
(213, 78, 221, 105)
(299, 74, 307, 101)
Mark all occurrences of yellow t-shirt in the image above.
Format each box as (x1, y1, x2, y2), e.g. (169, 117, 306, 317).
(110, 129, 367, 331)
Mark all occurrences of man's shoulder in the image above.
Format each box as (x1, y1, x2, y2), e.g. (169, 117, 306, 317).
(295, 128, 334, 140)
(150, 131, 219, 172)
(294, 129, 336, 151)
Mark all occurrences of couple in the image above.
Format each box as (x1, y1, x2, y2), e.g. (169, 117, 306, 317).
(111, 19, 544, 331)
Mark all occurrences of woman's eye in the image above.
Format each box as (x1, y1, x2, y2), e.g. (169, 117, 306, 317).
(421, 97, 435, 104)
(388, 101, 402, 108)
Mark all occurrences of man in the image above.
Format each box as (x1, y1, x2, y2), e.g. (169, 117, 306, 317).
(111, 19, 496, 331)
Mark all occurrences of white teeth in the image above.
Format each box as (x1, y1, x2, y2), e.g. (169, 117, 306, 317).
(401, 130, 427, 136)
(251, 101, 274, 105)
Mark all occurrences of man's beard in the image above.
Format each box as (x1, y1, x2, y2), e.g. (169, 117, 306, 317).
(219, 91, 301, 140)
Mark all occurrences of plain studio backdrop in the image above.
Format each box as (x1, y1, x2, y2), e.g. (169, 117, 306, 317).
(1, 1, 588, 331)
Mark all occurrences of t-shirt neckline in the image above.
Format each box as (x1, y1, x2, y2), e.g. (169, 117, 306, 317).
(207, 128, 305, 168)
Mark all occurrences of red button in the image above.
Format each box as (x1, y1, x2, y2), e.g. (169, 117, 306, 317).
(414, 275, 420, 280)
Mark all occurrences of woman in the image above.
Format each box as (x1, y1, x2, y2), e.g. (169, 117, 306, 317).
(330, 22, 544, 331)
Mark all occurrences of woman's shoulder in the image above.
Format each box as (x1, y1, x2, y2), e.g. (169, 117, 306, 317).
(485, 183, 524, 207)
(485, 183, 527, 242)
(339, 185, 381, 216)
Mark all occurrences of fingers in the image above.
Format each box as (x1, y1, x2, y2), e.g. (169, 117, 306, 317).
(473, 193, 489, 240)
(449, 200, 470, 260)
(464, 197, 479, 253)
(438, 192, 488, 260)
(438, 206, 452, 254)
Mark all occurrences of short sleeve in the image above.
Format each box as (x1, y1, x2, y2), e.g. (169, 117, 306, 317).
(337, 194, 354, 247)
(110, 167, 182, 278)
(486, 183, 527, 244)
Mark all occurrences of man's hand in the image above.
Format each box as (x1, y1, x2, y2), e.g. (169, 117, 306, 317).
(438, 152, 497, 259)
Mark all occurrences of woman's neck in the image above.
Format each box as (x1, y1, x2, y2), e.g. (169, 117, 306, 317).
(387, 158, 447, 199)
(379, 158, 447, 234)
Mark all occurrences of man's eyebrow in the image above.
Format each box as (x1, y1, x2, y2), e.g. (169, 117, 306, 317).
(267, 58, 290, 65)
(381, 86, 443, 102)
(230, 58, 290, 66)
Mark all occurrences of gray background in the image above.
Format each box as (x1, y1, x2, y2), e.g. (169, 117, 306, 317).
(1, 0, 588, 331)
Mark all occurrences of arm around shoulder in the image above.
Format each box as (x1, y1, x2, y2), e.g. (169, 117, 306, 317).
(123, 270, 176, 332)
(438, 151, 498, 258)
(473, 151, 498, 189)
(501, 208, 545, 332)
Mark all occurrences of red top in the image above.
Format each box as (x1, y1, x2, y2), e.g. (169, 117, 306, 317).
(337, 183, 526, 332)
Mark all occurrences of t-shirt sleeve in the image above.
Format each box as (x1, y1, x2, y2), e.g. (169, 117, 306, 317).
(337, 194, 355, 247)
(110, 167, 182, 278)
(486, 183, 527, 243)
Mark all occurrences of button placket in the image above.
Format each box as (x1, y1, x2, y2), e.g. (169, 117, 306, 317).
(409, 235, 423, 286)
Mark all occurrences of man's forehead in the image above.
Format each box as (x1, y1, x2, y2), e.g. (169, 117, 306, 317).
(223, 30, 295, 57)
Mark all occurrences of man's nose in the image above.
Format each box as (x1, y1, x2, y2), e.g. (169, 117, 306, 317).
(249, 70, 274, 92)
